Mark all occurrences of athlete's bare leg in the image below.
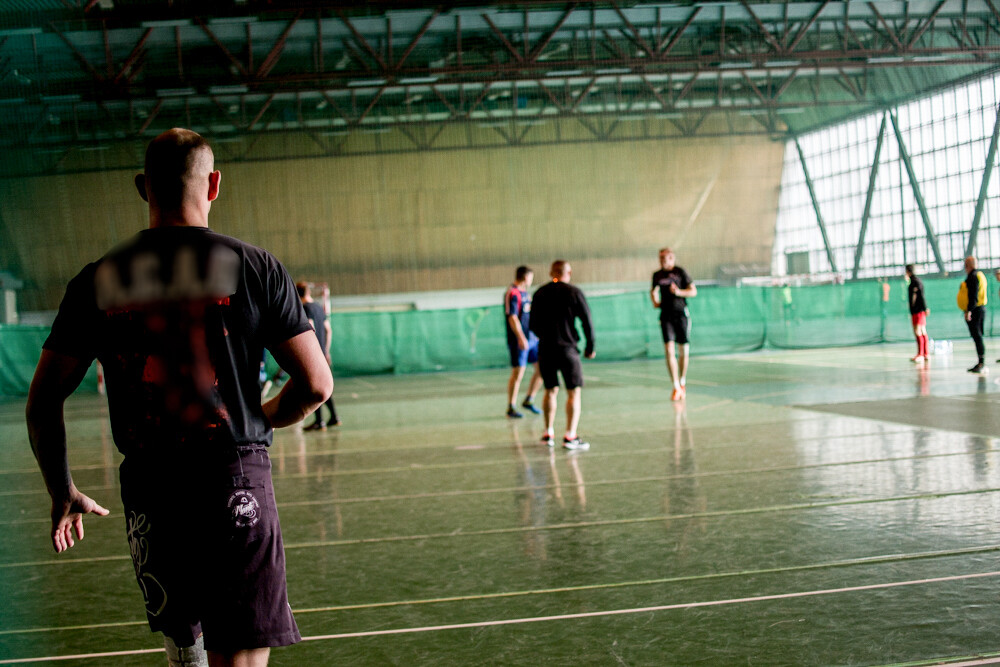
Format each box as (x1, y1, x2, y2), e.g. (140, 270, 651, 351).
(677, 343, 690, 387)
(507, 365, 527, 408)
(543, 386, 559, 434)
(208, 648, 270, 667)
(525, 363, 543, 403)
(565, 387, 582, 437)
(664, 342, 680, 389)
(912, 322, 927, 359)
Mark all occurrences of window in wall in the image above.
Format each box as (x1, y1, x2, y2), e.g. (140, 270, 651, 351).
(773, 73, 1000, 278)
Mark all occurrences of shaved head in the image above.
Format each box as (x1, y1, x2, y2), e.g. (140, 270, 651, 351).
(142, 128, 215, 210)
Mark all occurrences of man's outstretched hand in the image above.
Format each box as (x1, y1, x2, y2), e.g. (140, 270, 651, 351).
(50, 487, 110, 553)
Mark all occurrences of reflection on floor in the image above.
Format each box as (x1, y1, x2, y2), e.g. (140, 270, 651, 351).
(3, 342, 1000, 665)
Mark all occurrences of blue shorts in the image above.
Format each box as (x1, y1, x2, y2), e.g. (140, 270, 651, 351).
(508, 335, 539, 367)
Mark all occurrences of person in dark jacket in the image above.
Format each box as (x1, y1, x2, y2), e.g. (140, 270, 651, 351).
(962, 256, 988, 374)
(905, 264, 929, 363)
(528, 260, 595, 450)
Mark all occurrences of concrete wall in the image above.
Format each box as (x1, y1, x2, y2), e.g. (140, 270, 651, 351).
(1, 135, 784, 310)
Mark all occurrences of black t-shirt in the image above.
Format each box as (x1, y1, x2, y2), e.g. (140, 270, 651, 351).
(528, 281, 594, 354)
(43, 226, 311, 455)
(907, 276, 927, 315)
(303, 301, 328, 351)
(652, 267, 692, 315)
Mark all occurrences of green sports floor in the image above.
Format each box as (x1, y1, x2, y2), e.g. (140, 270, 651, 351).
(3, 343, 1000, 666)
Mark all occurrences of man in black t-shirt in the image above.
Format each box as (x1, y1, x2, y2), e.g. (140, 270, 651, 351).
(298, 281, 340, 430)
(651, 248, 698, 401)
(26, 129, 332, 667)
(529, 260, 596, 450)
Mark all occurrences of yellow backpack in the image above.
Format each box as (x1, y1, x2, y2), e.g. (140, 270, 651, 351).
(957, 271, 988, 310)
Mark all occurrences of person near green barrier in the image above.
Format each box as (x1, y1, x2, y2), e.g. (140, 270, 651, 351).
(995, 269, 1000, 364)
(504, 265, 542, 418)
(25, 128, 333, 667)
(529, 260, 595, 450)
(959, 256, 988, 374)
(651, 247, 698, 401)
(299, 281, 340, 430)
(905, 265, 930, 363)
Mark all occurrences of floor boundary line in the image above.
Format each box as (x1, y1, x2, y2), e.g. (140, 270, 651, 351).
(0, 427, 973, 501)
(0, 415, 912, 478)
(3, 571, 998, 662)
(4, 487, 999, 568)
(300, 570, 1000, 639)
(5, 543, 997, 636)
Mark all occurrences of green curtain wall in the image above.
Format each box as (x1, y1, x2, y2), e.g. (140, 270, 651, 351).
(3, 276, 996, 397)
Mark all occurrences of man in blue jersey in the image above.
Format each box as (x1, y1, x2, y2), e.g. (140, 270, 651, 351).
(504, 266, 542, 418)
(26, 129, 333, 667)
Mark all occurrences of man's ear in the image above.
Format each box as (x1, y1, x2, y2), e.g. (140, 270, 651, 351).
(134, 174, 149, 202)
(208, 170, 221, 202)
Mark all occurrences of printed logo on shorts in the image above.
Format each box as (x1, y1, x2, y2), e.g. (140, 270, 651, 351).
(228, 490, 261, 528)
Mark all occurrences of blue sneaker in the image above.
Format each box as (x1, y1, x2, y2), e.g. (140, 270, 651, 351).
(521, 400, 541, 414)
(506, 407, 524, 419)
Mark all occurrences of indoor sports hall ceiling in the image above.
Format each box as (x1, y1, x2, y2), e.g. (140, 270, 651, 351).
(2, 0, 1000, 174)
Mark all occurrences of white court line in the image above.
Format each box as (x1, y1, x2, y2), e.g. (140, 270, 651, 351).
(598, 368, 719, 387)
(3, 443, 991, 526)
(6, 487, 1000, 568)
(5, 543, 1000, 637)
(302, 570, 1000, 641)
(905, 660, 1000, 667)
(0, 412, 908, 478)
(0, 647, 164, 664)
(3, 571, 998, 663)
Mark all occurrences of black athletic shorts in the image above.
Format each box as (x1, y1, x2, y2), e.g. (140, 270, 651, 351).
(660, 311, 691, 345)
(119, 444, 300, 652)
(538, 344, 584, 390)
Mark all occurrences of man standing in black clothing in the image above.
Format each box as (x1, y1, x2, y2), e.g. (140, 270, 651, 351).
(905, 265, 929, 363)
(26, 128, 332, 667)
(529, 260, 595, 450)
(299, 281, 340, 430)
(651, 248, 698, 401)
(962, 256, 988, 374)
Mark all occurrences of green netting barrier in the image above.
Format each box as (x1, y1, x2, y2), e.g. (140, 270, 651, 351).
(3, 276, 999, 398)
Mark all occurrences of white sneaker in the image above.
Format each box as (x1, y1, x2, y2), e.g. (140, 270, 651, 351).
(562, 437, 590, 450)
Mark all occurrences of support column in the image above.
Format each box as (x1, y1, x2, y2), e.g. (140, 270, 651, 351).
(852, 113, 888, 279)
(794, 139, 838, 273)
(965, 103, 1000, 259)
(889, 112, 946, 273)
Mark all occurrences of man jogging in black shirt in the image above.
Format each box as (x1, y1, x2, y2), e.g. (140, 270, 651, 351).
(651, 248, 697, 401)
(529, 260, 595, 450)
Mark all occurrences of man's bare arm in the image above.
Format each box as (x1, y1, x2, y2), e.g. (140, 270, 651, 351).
(263, 330, 333, 428)
(671, 284, 697, 298)
(650, 287, 660, 308)
(507, 314, 528, 350)
(26, 350, 111, 553)
(323, 320, 333, 363)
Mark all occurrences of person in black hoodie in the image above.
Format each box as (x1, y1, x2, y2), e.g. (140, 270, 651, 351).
(962, 256, 988, 374)
(529, 260, 595, 450)
(905, 264, 929, 363)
